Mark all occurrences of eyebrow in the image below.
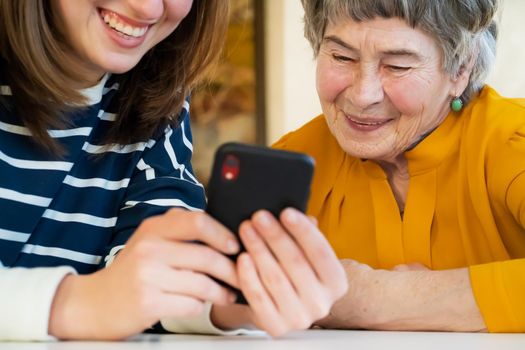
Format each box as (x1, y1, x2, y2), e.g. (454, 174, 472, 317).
(322, 35, 423, 60)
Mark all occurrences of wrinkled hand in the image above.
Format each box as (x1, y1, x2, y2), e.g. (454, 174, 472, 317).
(213, 208, 348, 337)
(315, 259, 433, 330)
(314, 259, 407, 330)
(315, 260, 485, 332)
(49, 208, 240, 340)
(392, 262, 429, 272)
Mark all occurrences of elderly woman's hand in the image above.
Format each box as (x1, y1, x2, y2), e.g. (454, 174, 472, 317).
(314, 259, 487, 332)
(211, 208, 348, 337)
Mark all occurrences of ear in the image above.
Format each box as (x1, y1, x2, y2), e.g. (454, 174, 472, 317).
(450, 56, 476, 97)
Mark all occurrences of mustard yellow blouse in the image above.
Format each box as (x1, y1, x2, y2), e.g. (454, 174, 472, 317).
(273, 86, 525, 332)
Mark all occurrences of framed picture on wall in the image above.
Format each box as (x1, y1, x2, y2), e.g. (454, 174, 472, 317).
(190, 0, 265, 185)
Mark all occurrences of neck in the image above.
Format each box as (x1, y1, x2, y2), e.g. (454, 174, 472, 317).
(376, 156, 410, 213)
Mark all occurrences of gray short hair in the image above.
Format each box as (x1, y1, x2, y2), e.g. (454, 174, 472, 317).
(301, 0, 499, 104)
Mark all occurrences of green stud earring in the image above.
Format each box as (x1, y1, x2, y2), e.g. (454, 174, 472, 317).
(451, 97, 463, 112)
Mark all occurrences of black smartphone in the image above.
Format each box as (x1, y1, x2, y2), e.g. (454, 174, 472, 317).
(206, 142, 315, 303)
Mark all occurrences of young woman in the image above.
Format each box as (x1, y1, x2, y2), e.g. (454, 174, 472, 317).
(0, 0, 346, 341)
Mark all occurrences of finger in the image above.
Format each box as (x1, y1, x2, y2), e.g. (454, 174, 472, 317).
(308, 215, 318, 226)
(138, 209, 239, 255)
(236, 253, 288, 337)
(153, 292, 207, 320)
(167, 241, 239, 289)
(250, 211, 329, 318)
(239, 223, 312, 331)
(124, 232, 239, 288)
(157, 267, 236, 306)
(279, 208, 347, 297)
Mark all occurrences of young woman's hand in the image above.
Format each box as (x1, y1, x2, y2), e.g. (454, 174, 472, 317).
(49, 208, 240, 340)
(211, 208, 348, 337)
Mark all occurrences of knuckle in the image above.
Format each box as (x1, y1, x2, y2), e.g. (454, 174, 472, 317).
(133, 240, 156, 259)
(136, 291, 157, 315)
(261, 269, 284, 288)
(313, 246, 333, 264)
(190, 273, 228, 303)
(289, 250, 306, 266)
(138, 217, 157, 234)
(189, 213, 211, 237)
(134, 265, 155, 288)
(197, 247, 216, 266)
(166, 207, 183, 217)
(193, 275, 214, 295)
(243, 282, 265, 304)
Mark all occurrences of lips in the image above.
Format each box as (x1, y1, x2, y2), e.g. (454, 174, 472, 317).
(343, 113, 393, 131)
(346, 114, 392, 126)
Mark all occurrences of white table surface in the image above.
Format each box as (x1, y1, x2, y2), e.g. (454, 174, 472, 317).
(2, 330, 524, 350)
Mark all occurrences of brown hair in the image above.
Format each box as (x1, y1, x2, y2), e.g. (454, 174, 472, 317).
(301, 0, 499, 104)
(0, 0, 229, 154)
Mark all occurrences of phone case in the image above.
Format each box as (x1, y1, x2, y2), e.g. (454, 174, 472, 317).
(207, 142, 314, 237)
(206, 142, 315, 304)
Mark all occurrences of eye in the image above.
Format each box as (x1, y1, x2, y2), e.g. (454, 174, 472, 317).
(386, 65, 410, 72)
(332, 54, 355, 62)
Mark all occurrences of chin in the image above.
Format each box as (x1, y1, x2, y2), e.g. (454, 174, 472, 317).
(339, 142, 388, 161)
(101, 56, 142, 74)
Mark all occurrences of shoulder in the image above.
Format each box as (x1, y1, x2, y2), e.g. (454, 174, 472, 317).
(460, 86, 525, 154)
(467, 86, 525, 136)
(272, 115, 345, 163)
(466, 86, 525, 194)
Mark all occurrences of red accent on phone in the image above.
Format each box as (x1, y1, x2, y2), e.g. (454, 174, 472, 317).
(221, 154, 240, 181)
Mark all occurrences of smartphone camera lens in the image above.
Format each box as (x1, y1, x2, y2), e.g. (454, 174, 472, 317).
(222, 154, 240, 181)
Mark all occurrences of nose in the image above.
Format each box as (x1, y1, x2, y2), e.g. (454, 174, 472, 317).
(126, 0, 164, 21)
(347, 66, 384, 110)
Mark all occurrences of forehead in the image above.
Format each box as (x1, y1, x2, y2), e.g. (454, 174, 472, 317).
(323, 17, 441, 58)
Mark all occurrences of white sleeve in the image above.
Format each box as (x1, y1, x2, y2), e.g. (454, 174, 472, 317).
(160, 302, 266, 336)
(0, 266, 76, 341)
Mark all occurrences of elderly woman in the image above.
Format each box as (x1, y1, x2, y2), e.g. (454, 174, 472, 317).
(273, 0, 525, 332)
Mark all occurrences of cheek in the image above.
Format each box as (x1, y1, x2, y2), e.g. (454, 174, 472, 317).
(384, 79, 427, 116)
(164, 0, 193, 23)
(316, 59, 349, 104)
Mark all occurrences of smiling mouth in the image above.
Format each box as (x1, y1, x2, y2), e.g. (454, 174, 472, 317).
(346, 115, 392, 127)
(99, 9, 149, 38)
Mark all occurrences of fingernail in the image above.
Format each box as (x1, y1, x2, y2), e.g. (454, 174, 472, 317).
(283, 207, 298, 223)
(242, 225, 256, 240)
(227, 239, 239, 254)
(255, 211, 271, 227)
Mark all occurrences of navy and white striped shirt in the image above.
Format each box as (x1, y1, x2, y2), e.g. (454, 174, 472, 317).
(0, 71, 206, 273)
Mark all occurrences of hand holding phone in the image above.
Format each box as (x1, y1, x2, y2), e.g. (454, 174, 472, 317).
(205, 142, 315, 303)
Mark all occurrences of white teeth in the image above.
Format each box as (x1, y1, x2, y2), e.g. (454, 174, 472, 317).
(102, 12, 148, 38)
(353, 119, 384, 126)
